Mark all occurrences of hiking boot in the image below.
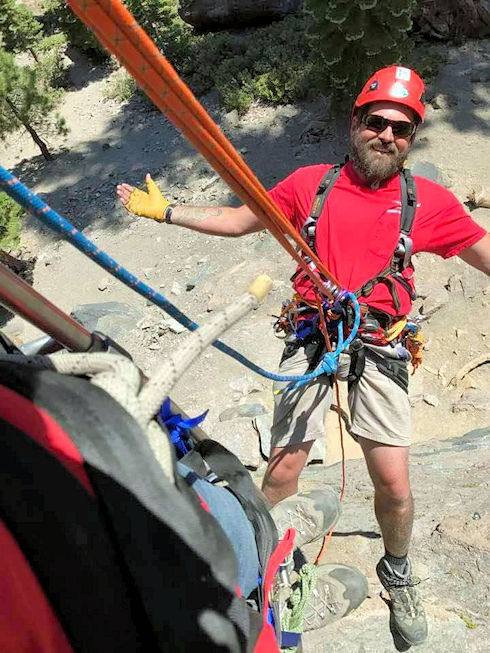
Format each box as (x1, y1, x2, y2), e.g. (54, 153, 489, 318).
(376, 557, 428, 646)
(270, 489, 341, 549)
(303, 563, 369, 631)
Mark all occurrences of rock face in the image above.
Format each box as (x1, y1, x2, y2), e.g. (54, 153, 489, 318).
(178, 0, 303, 29)
(413, 0, 490, 40)
(71, 302, 144, 340)
(298, 428, 490, 651)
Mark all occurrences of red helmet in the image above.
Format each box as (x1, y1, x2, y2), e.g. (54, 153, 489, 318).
(354, 66, 425, 122)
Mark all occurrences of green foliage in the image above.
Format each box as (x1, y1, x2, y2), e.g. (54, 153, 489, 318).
(0, 0, 42, 55)
(0, 1, 68, 84)
(0, 191, 23, 249)
(103, 68, 138, 102)
(307, 0, 416, 113)
(45, 0, 312, 113)
(181, 15, 314, 114)
(41, 0, 443, 118)
(36, 33, 69, 88)
(43, 0, 189, 61)
(0, 47, 67, 157)
(43, 0, 106, 58)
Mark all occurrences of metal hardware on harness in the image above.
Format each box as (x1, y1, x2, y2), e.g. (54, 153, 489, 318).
(272, 552, 295, 640)
(394, 234, 414, 272)
(297, 163, 418, 310)
(347, 338, 366, 391)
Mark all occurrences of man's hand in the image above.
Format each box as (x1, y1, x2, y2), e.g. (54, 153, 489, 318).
(117, 174, 170, 222)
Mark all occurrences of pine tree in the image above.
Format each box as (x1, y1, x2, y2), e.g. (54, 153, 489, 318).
(307, 0, 415, 111)
(0, 0, 42, 60)
(0, 48, 67, 160)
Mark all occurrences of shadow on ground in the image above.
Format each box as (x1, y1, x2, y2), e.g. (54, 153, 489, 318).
(8, 39, 489, 245)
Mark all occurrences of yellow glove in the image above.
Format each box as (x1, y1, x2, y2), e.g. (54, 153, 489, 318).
(125, 174, 171, 222)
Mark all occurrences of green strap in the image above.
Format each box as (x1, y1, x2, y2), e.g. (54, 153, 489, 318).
(281, 563, 318, 652)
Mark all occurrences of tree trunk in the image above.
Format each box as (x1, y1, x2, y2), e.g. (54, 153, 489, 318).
(413, 0, 490, 40)
(28, 48, 39, 63)
(4, 97, 53, 161)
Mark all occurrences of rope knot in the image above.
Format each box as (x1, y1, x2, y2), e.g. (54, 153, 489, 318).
(319, 352, 338, 375)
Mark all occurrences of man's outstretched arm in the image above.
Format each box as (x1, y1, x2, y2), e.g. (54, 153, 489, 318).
(458, 233, 490, 275)
(117, 174, 263, 237)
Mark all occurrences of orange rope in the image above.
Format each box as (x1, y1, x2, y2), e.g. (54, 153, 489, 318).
(65, 0, 341, 300)
(313, 294, 347, 566)
(65, 0, 349, 565)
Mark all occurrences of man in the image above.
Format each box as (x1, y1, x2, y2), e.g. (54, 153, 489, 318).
(117, 66, 490, 646)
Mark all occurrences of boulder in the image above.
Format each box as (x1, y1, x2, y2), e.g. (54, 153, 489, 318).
(411, 160, 445, 185)
(413, 0, 490, 40)
(178, 0, 303, 29)
(71, 302, 143, 340)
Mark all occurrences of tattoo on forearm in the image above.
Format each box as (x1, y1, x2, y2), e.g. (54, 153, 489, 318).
(173, 206, 223, 225)
(205, 207, 223, 218)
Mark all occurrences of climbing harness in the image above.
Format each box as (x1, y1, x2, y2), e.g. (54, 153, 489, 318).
(273, 160, 425, 394)
(297, 162, 418, 316)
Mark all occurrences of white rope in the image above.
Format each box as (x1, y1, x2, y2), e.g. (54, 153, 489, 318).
(139, 290, 260, 424)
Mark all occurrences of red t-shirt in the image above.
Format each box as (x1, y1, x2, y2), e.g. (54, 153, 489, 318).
(268, 161, 486, 316)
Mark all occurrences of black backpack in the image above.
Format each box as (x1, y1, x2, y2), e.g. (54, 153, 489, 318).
(0, 360, 288, 652)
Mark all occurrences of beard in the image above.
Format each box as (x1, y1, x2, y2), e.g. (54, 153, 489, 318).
(350, 128, 409, 187)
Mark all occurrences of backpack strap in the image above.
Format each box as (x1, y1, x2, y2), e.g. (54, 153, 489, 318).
(392, 167, 417, 272)
(193, 440, 278, 598)
(295, 163, 418, 314)
(356, 168, 418, 310)
(299, 164, 343, 253)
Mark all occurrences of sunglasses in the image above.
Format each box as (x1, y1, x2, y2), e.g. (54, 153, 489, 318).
(362, 114, 416, 139)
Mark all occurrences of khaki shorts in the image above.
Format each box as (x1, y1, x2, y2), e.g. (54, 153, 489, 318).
(270, 339, 411, 450)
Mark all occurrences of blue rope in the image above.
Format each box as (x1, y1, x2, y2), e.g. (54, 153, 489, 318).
(277, 292, 360, 393)
(0, 166, 359, 386)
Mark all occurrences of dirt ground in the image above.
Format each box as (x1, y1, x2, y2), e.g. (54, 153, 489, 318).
(1, 39, 489, 467)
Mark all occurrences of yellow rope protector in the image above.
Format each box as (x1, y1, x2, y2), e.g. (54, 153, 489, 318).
(247, 274, 273, 304)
